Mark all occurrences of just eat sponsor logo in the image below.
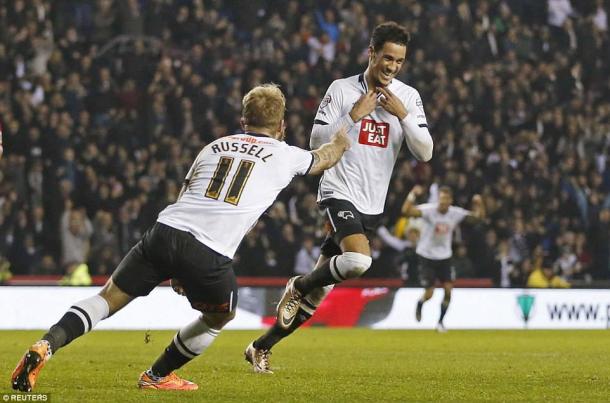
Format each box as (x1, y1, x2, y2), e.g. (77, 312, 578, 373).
(358, 118, 389, 148)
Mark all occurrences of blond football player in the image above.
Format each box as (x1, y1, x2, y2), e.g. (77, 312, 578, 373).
(11, 84, 350, 392)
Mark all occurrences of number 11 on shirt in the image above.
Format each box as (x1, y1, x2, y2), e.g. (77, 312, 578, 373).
(205, 157, 255, 205)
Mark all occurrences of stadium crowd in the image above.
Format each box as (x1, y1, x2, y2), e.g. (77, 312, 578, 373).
(0, 0, 609, 287)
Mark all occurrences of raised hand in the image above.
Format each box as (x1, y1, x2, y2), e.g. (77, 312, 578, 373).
(349, 89, 378, 122)
(471, 194, 486, 220)
(377, 87, 407, 120)
(170, 278, 186, 296)
(412, 185, 424, 197)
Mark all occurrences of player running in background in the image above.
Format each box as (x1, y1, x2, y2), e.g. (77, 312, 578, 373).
(402, 185, 485, 332)
(245, 22, 433, 373)
(11, 84, 350, 392)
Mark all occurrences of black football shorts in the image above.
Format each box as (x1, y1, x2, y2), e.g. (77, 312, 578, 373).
(417, 255, 455, 288)
(318, 198, 382, 257)
(111, 222, 237, 313)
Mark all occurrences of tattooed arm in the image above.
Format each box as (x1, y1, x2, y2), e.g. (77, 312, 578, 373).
(307, 126, 350, 176)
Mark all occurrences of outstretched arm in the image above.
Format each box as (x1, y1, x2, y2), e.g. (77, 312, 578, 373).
(377, 226, 414, 251)
(401, 185, 425, 217)
(308, 126, 350, 175)
(464, 194, 486, 224)
(310, 114, 355, 149)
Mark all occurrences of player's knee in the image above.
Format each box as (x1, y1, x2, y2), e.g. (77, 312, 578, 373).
(202, 310, 235, 329)
(225, 309, 237, 322)
(98, 280, 134, 316)
(424, 288, 434, 300)
(333, 252, 372, 280)
(178, 314, 225, 356)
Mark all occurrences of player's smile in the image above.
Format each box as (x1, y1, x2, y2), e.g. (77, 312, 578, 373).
(381, 71, 394, 81)
(377, 69, 398, 86)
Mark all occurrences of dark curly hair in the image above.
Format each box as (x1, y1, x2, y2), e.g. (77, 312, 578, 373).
(370, 22, 411, 52)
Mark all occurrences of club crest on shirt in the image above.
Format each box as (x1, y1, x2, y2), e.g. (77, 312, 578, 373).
(434, 222, 450, 235)
(337, 210, 355, 220)
(319, 94, 332, 109)
(358, 118, 389, 148)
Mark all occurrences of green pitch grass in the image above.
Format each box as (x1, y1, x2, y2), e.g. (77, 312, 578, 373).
(1, 329, 609, 402)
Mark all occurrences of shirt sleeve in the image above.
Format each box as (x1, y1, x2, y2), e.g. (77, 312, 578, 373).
(450, 206, 470, 224)
(313, 80, 343, 126)
(417, 203, 435, 222)
(310, 80, 355, 149)
(287, 145, 315, 176)
(399, 88, 433, 161)
(404, 89, 428, 127)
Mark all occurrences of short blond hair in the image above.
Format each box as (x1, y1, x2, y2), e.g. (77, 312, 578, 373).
(242, 83, 285, 130)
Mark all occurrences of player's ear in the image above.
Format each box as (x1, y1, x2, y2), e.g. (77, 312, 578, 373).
(368, 46, 375, 63)
(240, 117, 246, 131)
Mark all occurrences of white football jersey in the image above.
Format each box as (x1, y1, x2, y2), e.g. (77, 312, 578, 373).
(157, 133, 314, 258)
(314, 74, 428, 214)
(415, 203, 470, 260)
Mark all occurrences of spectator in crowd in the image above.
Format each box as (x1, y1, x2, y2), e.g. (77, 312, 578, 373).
(59, 261, 92, 286)
(453, 243, 476, 278)
(60, 208, 93, 267)
(590, 208, 610, 278)
(553, 245, 582, 280)
(0, 256, 11, 283)
(294, 236, 321, 276)
(376, 224, 419, 283)
(527, 257, 571, 288)
(89, 210, 120, 275)
(0, 0, 609, 284)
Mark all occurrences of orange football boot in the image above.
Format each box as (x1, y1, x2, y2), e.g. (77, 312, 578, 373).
(138, 371, 198, 390)
(11, 340, 52, 392)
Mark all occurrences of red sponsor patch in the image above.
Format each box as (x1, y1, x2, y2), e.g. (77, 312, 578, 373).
(358, 119, 390, 148)
(237, 136, 273, 145)
(239, 136, 258, 143)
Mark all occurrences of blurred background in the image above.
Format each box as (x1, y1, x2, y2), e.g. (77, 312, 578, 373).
(0, 0, 609, 290)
